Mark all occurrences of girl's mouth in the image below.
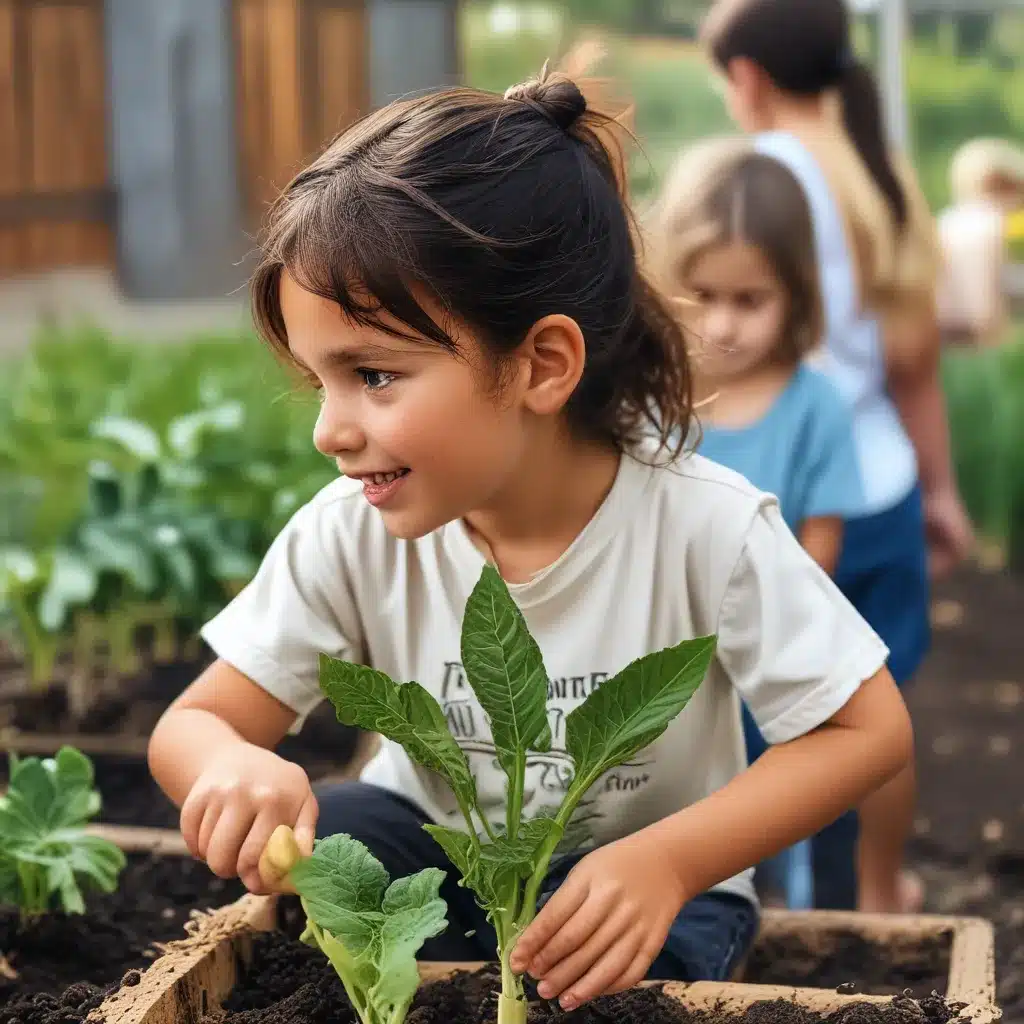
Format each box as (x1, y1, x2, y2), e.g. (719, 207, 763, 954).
(360, 469, 411, 507)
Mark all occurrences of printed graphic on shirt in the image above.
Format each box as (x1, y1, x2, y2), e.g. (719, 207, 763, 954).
(437, 658, 655, 847)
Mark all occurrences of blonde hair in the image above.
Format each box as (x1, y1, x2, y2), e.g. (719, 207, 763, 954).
(647, 136, 824, 363)
(950, 137, 1024, 204)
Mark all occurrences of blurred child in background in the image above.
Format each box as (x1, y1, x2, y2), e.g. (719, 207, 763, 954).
(937, 138, 1024, 346)
(703, 0, 974, 912)
(647, 137, 865, 908)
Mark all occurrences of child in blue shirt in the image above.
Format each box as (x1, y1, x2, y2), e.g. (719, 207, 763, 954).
(648, 138, 865, 907)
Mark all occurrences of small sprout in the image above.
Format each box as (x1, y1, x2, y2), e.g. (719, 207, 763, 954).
(260, 826, 448, 1024)
(0, 746, 125, 919)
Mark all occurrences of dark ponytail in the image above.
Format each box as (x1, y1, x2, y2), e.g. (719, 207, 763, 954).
(837, 60, 907, 228)
(705, 0, 908, 229)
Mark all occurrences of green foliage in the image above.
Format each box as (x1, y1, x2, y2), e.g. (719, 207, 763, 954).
(320, 564, 716, 1024)
(459, 3, 1024, 210)
(0, 746, 125, 918)
(286, 833, 448, 1024)
(0, 325, 336, 694)
(942, 328, 1024, 573)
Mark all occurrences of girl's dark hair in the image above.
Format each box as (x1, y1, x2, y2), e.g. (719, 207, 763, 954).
(252, 69, 692, 458)
(705, 0, 908, 229)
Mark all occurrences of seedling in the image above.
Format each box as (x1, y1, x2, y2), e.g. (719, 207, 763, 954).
(260, 825, 448, 1024)
(320, 564, 716, 1024)
(0, 746, 125, 919)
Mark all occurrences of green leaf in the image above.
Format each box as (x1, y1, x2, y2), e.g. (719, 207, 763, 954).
(289, 834, 449, 1024)
(0, 746, 124, 914)
(460, 564, 552, 786)
(422, 825, 477, 881)
(90, 415, 162, 462)
(79, 521, 159, 594)
(372, 871, 448, 1018)
(319, 656, 477, 811)
(38, 548, 99, 631)
(167, 402, 244, 458)
(290, 834, 390, 953)
(566, 636, 716, 791)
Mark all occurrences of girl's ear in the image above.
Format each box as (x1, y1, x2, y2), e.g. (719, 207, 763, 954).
(516, 314, 586, 418)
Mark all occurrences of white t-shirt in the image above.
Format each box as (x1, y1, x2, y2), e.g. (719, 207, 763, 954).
(936, 200, 1006, 337)
(755, 131, 919, 515)
(201, 448, 889, 905)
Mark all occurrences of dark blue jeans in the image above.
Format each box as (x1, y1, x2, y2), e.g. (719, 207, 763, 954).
(315, 781, 759, 981)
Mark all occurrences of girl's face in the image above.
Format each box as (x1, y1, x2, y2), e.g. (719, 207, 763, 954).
(281, 273, 533, 540)
(685, 241, 789, 381)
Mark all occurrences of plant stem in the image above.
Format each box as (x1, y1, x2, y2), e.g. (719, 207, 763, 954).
(498, 928, 528, 1024)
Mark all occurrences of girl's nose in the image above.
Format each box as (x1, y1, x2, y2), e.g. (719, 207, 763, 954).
(313, 401, 365, 457)
(702, 305, 736, 348)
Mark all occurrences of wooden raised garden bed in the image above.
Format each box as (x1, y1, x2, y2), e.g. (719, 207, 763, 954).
(90, 893, 1001, 1024)
(1, 825, 243, 1024)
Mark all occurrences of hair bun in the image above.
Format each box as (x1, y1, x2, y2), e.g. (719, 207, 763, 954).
(504, 64, 587, 132)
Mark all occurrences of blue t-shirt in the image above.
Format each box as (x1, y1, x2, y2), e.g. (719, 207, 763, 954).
(697, 365, 865, 535)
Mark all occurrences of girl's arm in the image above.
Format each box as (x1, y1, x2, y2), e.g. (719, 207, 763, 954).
(148, 660, 319, 893)
(886, 315, 974, 577)
(148, 659, 299, 805)
(646, 665, 910, 894)
(511, 668, 911, 1008)
(799, 516, 843, 576)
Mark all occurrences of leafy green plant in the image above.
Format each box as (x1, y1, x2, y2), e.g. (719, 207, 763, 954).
(0, 746, 125, 919)
(319, 565, 716, 1024)
(260, 826, 448, 1024)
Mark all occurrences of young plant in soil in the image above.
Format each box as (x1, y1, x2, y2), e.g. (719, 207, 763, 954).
(0, 746, 125, 920)
(261, 826, 448, 1024)
(319, 565, 716, 1024)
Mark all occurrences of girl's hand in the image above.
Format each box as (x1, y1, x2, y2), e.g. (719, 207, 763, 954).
(179, 741, 318, 893)
(509, 831, 688, 1010)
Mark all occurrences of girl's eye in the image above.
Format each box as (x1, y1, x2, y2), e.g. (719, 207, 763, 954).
(735, 292, 763, 311)
(357, 368, 397, 391)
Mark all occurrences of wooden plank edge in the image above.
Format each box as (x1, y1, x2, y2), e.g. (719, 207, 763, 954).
(85, 823, 189, 857)
(92, 893, 1001, 1024)
(0, 730, 150, 758)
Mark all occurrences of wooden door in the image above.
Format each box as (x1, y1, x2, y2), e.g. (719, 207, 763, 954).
(234, 0, 369, 224)
(0, 0, 112, 276)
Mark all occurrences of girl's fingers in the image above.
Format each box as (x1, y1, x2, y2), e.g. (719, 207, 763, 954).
(603, 946, 657, 997)
(237, 811, 289, 894)
(293, 791, 319, 855)
(179, 791, 209, 858)
(534, 905, 637, 1000)
(524, 886, 618, 979)
(196, 798, 223, 861)
(509, 878, 590, 974)
(556, 927, 647, 1011)
(204, 803, 258, 879)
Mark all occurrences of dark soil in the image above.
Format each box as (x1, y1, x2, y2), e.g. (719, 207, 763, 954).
(0, 852, 244, 1024)
(208, 932, 968, 1024)
(903, 566, 1024, 1023)
(744, 933, 951, 998)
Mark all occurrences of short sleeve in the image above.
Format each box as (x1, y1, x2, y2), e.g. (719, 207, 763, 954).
(716, 503, 889, 745)
(200, 501, 362, 717)
(801, 377, 865, 521)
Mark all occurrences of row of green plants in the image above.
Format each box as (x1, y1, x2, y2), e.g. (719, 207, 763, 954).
(942, 329, 1024, 572)
(0, 326, 335, 711)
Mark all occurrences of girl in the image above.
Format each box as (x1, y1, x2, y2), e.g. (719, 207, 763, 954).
(148, 68, 912, 1009)
(702, 0, 974, 912)
(648, 138, 865, 909)
(937, 137, 1024, 345)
